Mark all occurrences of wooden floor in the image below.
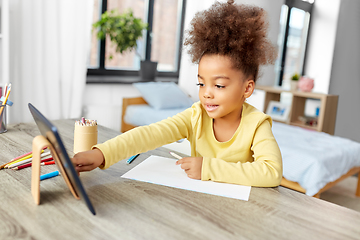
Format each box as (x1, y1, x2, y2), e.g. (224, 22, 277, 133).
(321, 176, 360, 212)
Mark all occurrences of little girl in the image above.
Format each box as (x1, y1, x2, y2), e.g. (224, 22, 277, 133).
(72, 0, 282, 187)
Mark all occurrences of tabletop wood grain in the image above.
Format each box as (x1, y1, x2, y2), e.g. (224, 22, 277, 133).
(1, 119, 360, 240)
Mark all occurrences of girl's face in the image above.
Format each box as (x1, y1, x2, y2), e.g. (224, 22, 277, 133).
(197, 54, 254, 121)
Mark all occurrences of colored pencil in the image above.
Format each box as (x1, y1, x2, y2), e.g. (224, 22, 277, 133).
(3, 83, 8, 97)
(42, 160, 55, 166)
(12, 162, 32, 170)
(40, 170, 60, 181)
(7, 152, 51, 169)
(5, 151, 47, 168)
(126, 154, 140, 164)
(0, 83, 11, 117)
(6, 151, 51, 169)
(10, 150, 33, 161)
(0, 148, 47, 170)
(11, 158, 55, 170)
(4, 154, 34, 168)
(0, 151, 32, 169)
(40, 157, 54, 162)
(12, 160, 55, 170)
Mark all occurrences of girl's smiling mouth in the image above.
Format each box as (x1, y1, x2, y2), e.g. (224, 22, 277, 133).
(204, 104, 219, 112)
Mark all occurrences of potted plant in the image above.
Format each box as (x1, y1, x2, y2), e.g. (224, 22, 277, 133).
(290, 73, 300, 91)
(93, 9, 158, 80)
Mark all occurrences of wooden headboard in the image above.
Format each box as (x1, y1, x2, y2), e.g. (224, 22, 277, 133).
(121, 97, 147, 133)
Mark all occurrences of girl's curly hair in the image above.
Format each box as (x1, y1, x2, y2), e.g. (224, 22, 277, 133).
(184, 0, 276, 82)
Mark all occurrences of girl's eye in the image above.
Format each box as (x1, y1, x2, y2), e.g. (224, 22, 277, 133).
(215, 85, 225, 89)
(196, 83, 204, 87)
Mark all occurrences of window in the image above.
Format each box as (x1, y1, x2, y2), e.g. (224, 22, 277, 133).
(88, 0, 186, 80)
(275, 0, 313, 86)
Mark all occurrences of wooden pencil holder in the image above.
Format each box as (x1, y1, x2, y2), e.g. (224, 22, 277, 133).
(31, 135, 79, 205)
(73, 124, 98, 154)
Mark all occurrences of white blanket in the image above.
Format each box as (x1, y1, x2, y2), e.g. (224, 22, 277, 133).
(272, 121, 360, 196)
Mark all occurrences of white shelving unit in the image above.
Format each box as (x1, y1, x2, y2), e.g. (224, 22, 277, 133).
(0, 0, 9, 92)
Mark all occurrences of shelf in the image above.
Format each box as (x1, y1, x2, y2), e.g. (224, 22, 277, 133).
(256, 85, 338, 98)
(289, 121, 318, 131)
(255, 85, 338, 135)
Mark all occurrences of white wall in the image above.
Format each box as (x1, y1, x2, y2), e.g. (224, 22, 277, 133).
(304, 0, 341, 94)
(84, 84, 141, 132)
(328, 0, 360, 142)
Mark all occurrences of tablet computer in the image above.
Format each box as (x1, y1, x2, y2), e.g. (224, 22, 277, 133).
(28, 103, 96, 215)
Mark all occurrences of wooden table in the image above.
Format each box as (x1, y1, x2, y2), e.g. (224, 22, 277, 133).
(1, 120, 360, 240)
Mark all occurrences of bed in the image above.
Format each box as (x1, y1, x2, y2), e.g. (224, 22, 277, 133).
(121, 96, 360, 198)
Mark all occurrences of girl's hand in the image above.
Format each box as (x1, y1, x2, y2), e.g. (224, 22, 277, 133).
(176, 157, 203, 179)
(71, 148, 105, 173)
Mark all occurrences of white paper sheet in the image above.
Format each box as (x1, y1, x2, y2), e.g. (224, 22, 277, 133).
(121, 155, 251, 201)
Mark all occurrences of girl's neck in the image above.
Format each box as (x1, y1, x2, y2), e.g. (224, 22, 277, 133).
(213, 107, 243, 142)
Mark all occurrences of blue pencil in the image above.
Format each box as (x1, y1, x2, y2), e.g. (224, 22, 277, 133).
(127, 154, 140, 164)
(40, 170, 60, 181)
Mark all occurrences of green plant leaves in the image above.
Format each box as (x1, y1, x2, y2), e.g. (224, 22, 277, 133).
(291, 73, 300, 81)
(93, 9, 148, 55)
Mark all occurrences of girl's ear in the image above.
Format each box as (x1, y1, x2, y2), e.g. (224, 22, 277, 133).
(244, 80, 255, 98)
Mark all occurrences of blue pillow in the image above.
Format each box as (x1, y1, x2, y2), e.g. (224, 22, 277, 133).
(133, 82, 194, 110)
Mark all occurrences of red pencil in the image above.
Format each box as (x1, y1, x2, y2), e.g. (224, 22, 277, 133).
(12, 162, 32, 170)
(41, 157, 54, 162)
(42, 161, 55, 166)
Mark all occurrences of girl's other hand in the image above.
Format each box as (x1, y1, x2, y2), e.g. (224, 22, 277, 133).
(176, 157, 203, 179)
(71, 148, 105, 173)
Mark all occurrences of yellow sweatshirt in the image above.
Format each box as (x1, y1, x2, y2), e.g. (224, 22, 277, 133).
(95, 102, 282, 187)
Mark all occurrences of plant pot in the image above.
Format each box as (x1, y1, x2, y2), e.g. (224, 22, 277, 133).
(298, 76, 314, 92)
(290, 80, 298, 91)
(140, 60, 158, 81)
